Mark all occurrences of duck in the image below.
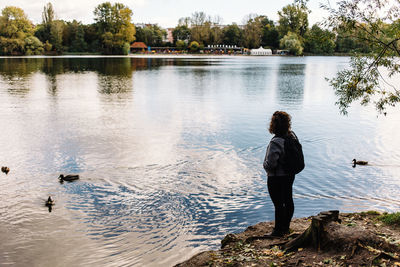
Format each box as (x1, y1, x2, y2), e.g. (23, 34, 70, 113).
(352, 159, 368, 165)
(58, 174, 80, 182)
(45, 196, 55, 206)
(1, 166, 10, 175)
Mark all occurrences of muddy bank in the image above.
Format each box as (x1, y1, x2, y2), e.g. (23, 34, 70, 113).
(176, 211, 400, 266)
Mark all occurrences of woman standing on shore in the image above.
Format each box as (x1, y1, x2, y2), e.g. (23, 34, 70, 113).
(263, 111, 297, 237)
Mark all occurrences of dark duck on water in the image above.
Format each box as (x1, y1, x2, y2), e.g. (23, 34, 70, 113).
(45, 196, 55, 206)
(1, 166, 10, 174)
(352, 159, 368, 167)
(58, 174, 80, 182)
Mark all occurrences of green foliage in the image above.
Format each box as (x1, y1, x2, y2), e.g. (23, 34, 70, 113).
(24, 36, 44, 55)
(0, 36, 25, 55)
(135, 24, 166, 47)
(185, 12, 223, 46)
(277, 3, 309, 38)
(42, 3, 54, 25)
(261, 20, 279, 49)
(172, 25, 191, 43)
(49, 20, 64, 52)
(335, 26, 373, 54)
(280, 32, 303, 55)
(189, 41, 200, 52)
(243, 15, 263, 49)
(378, 212, 400, 226)
(0, 6, 39, 55)
(176, 40, 186, 50)
(43, 40, 52, 52)
(223, 24, 243, 46)
(323, 0, 400, 114)
(0, 6, 33, 39)
(122, 42, 130, 55)
(83, 24, 100, 53)
(35, 3, 64, 53)
(304, 24, 335, 54)
(359, 210, 381, 216)
(63, 20, 88, 52)
(94, 2, 135, 54)
(209, 26, 223, 45)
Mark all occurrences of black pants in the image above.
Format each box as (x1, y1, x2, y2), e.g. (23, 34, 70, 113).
(267, 175, 295, 233)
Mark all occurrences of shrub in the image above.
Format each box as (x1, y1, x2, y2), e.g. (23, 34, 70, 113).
(378, 212, 400, 226)
(280, 32, 303, 56)
(189, 41, 200, 52)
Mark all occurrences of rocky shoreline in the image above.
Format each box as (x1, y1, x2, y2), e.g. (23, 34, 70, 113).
(176, 211, 400, 266)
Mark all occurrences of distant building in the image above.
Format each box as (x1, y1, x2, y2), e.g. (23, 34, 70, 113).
(163, 28, 174, 44)
(250, 47, 272, 56)
(204, 44, 244, 54)
(130, 42, 148, 53)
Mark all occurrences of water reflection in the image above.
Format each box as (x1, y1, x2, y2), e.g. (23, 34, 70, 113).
(0, 58, 43, 96)
(276, 63, 305, 105)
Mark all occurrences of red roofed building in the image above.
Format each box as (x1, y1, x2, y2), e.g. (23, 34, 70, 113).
(130, 42, 148, 53)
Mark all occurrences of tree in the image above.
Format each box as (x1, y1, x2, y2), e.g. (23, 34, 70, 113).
(334, 24, 374, 54)
(209, 25, 223, 45)
(63, 20, 88, 52)
(187, 12, 223, 46)
(0, 6, 36, 55)
(83, 24, 100, 52)
(260, 16, 280, 49)
(0, 6, 33, 38)
(277, 2, 309, 38)
(36, 3, 64, 53)
(280, 32, 303, 55)
(323, 0, 400, 114)
(304, 24, 335, 54)
(94, 2, 135, 54)
(242, 14, 263, 49)
(135, 24, 166, 47)
(223, 24, 243, 46)
(172, 25, 191, 44)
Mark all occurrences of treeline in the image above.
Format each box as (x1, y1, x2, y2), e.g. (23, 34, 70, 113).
(0, 0, 381, 56)
(0, 2, 134, 56)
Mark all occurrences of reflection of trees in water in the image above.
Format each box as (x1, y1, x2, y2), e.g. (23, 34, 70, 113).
(0, 57, 197, 96)
(0, 58, 44, 96)
(240, 65, 274, 96)
(97, 75, 133, 94)
(276, 64, 305, 105)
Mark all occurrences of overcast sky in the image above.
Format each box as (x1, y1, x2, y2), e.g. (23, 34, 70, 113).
(0, 0, 332, 28)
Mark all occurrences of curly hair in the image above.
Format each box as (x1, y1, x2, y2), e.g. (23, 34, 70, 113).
(269, 111, 291, 136)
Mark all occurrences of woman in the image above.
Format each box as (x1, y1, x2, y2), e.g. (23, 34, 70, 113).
(263, 111, 296, 237)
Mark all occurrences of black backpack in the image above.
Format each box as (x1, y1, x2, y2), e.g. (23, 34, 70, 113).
(283, 131, 305, 174)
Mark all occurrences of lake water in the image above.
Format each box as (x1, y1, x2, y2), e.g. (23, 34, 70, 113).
(1, 56, 400, 266)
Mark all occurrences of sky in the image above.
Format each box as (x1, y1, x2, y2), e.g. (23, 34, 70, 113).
(0, 0, 332, 28)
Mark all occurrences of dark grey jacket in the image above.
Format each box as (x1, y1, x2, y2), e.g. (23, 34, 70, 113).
(263, 135, 289, 177)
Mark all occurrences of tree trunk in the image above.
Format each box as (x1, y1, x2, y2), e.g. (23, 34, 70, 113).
(284, 210, 340, 252)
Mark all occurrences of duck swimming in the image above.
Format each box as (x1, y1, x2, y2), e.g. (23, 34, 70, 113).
(45, 196, 55, 206)
(1, 166, 10, 174)
(353, 159, 368, 165)
(59, 174, 80, 182)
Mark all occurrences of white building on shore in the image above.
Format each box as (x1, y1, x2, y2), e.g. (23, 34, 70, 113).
(250, 47, 272, 56)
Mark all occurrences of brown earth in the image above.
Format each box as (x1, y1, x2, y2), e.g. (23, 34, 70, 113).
(176, 211, 400, 266)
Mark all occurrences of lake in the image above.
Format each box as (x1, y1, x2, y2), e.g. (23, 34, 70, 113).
(0, 55, 400, 266)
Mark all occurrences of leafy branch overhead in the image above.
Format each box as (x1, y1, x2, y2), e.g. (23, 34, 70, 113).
(322, 0, 400, 115)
